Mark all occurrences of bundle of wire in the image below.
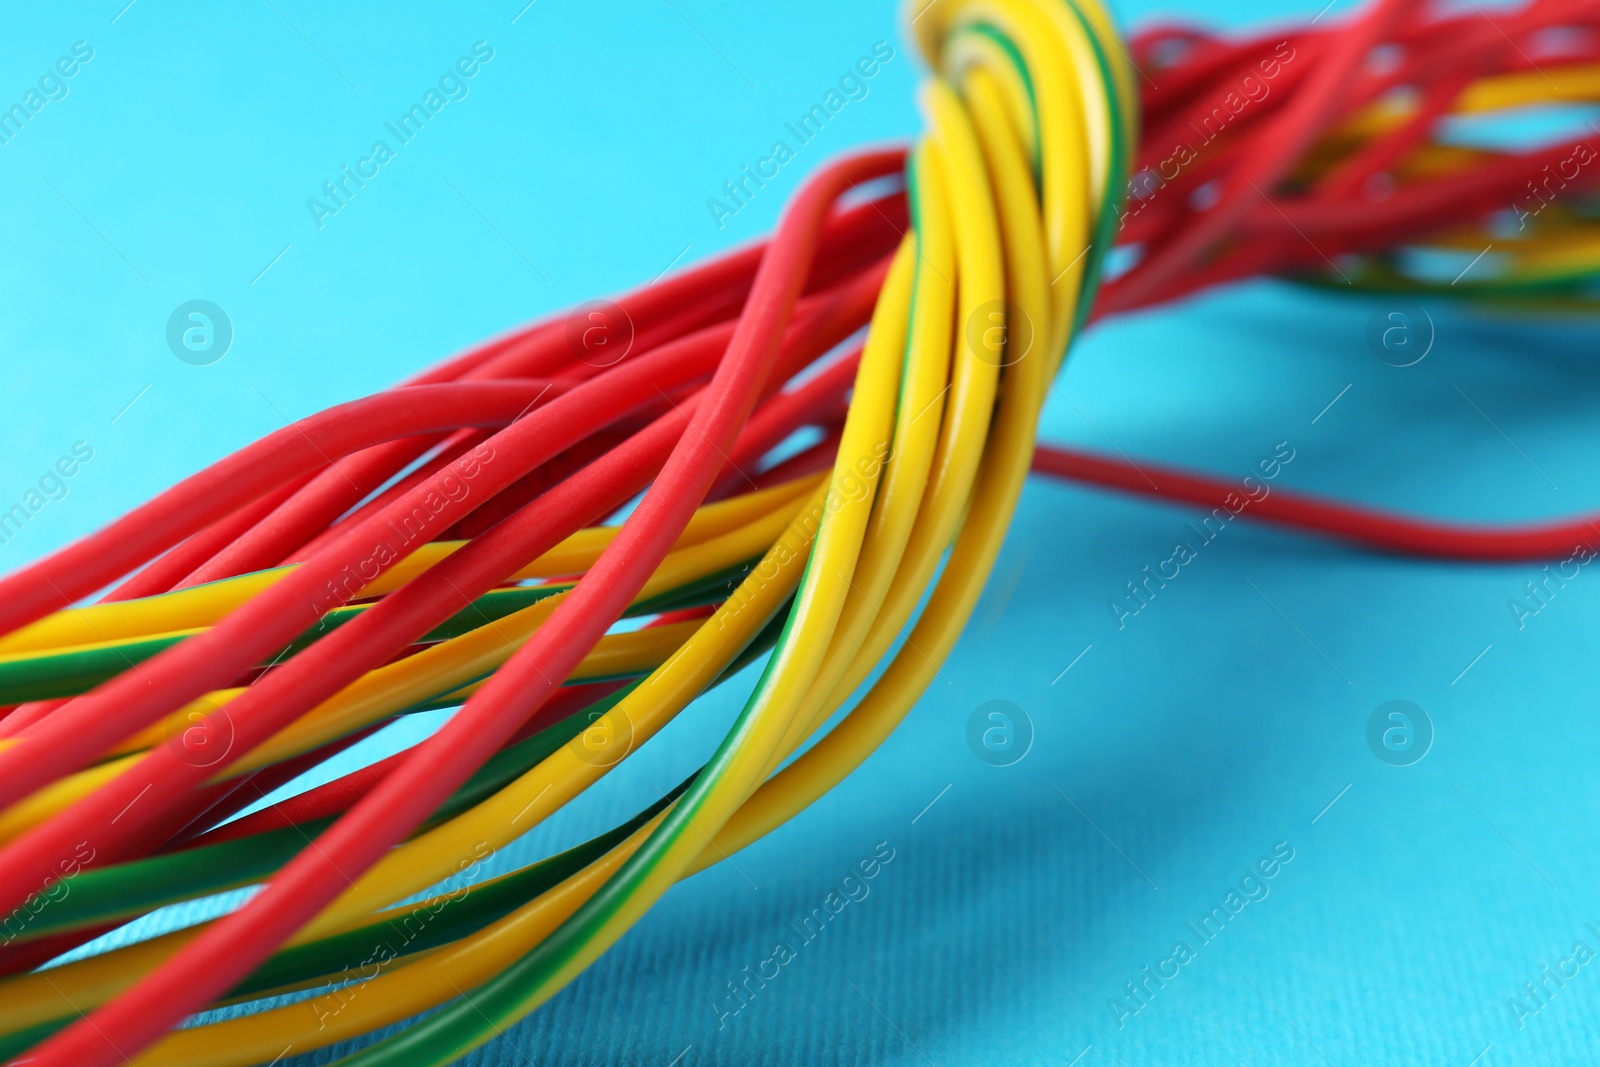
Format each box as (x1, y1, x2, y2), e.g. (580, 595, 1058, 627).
(0, 0, 1595, 1063)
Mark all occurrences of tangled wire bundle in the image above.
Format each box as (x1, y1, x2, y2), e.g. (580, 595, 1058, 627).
(0, 0, 1596, 1063)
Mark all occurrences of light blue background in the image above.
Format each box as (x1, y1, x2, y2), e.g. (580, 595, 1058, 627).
(3, 1, 1599, 1064)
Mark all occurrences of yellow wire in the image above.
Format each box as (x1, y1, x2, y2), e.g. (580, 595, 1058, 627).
(0, 477, 814, 659)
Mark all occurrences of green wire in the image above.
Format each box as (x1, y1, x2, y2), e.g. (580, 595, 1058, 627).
(0, 687, 628, 945)
(0, 782, 691, 1060)
(1063, 0, 1132, 334)
(0, 583, 571, 705)
(0, 608, 790, 1054)
(1294, 258, 1600, 299)
(0, 557, 758, 706)
(950, 9, 1129, 343)
(336, 563, 814, 1066)
(1, 587, 778, 947)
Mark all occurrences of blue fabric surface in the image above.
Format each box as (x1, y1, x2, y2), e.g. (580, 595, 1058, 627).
(2, 1, 1598, 1064)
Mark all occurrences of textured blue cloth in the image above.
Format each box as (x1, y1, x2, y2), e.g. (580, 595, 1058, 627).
(2, 1, 1597, 1064)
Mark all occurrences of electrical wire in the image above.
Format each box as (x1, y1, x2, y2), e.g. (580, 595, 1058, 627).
(0, 0, 1595, 1063)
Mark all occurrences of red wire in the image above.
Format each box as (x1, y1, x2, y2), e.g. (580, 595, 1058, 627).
(711, 345, 863, 500)
(0, 723, 385, 979)
(0, 382, 562, 639)
(177, 680, 626, 849)
(179, 610, 722, 848)
(1030, 444, 1600, 560)
(108, 472, 323, 600)
(186, 432, 467, 585)
(282, 429, 503, 566)
(752, 426, 847, 489)
(440, 428, 636, 541)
